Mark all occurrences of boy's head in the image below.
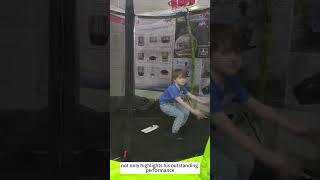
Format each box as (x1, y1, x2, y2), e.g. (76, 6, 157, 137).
(211, 23, 242, 76)
(172, 69, 187, 86)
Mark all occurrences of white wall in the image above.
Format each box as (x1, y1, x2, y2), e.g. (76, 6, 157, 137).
(77, 0, 109, 111)
(110, 16, 126, 96)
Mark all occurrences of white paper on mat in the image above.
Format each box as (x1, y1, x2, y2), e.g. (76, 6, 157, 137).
(141, 125, 159, 133)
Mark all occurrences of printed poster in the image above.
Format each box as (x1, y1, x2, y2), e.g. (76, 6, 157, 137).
(134, 17, 176, 90)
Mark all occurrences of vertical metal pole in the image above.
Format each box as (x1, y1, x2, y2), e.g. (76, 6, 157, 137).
(61, 0, 76, 178)
(49, 0, 64, 178)
(209, 1, 214, 179)
(185, 10, 196, 95)
(49, 0, 75, 178)
(124, 0, 135, 161)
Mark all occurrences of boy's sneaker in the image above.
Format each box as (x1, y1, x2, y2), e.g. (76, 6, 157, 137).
(179, 126, 187, 135)
(169, 132, 184, 141)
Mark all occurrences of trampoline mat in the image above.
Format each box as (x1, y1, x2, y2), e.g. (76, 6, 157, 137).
(110, 109, 210, 162)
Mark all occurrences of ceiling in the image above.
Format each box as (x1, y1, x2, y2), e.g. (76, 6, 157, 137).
(111, 0, 209, 15)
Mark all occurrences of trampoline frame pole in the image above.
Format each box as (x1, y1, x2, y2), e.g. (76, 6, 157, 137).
(124, 0, 135, 161)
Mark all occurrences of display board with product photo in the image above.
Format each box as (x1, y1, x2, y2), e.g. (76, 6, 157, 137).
(134, 10, 210, 97)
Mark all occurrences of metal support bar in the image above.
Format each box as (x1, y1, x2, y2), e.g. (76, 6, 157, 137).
(123, 0, 135, 161)
(110, 8, 209, 19)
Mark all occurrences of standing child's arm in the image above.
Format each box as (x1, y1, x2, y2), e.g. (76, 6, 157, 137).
(210, 111, 302, 179)
(175, 96, 205, 119)
(186, 92, 209, 106)
(245, 97, 320, 137)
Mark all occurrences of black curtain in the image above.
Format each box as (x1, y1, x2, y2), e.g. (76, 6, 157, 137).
(49, 0, 76, 179)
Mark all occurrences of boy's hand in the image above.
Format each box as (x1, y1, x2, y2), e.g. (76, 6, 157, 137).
(193, 109, 205, 119)
(269, 151, 302, 180)
(201, 101, 210, 107)
(298, 128, 320, 137)
(297, 128, 320, 144)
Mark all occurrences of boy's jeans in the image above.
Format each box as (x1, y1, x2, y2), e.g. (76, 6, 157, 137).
(211, 131, 255, 180)
(160, 103, 190, 133)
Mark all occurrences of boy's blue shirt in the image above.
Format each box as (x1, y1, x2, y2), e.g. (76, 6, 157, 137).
(160, 84, 189, 105)
(210, 76, 250, 113)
